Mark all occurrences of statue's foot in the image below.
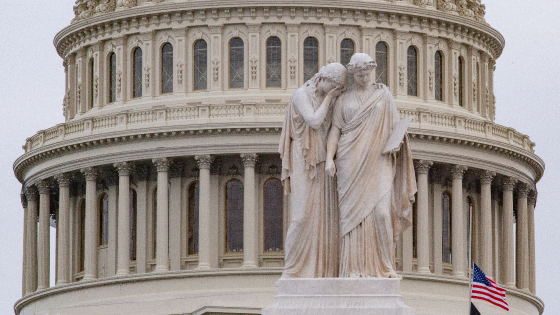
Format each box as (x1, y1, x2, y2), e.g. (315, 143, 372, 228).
(388, 271, 401, 279)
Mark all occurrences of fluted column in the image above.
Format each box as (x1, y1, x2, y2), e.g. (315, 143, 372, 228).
(153, 158, 170, 272)
(21, 194, 28, 296)
(502, 177, 517, 286)
(432, 171, 444, 275)
(135, 166, 149, 274)
(241, 153, 258, 268)
(415, 160, 432, 274)
(36, 179, 51, 290)
(115, 162, 132, 275)
(25, 187, 38, 294)
(451, 165, 467, 278)
(516, 183, 530, 290)
(195, 155, 214, 270)
(169, 162, 184, 271)
(81, 167, 98, 280)
(528, 190, 537, 294)
(480, 170, 495, 277)
(55, 173, 71, 285)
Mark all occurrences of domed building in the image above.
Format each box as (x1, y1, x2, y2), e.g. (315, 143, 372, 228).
(14, 0, 544, 314)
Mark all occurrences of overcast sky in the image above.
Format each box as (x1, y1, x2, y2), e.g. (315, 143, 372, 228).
(0, 1, 559, 314)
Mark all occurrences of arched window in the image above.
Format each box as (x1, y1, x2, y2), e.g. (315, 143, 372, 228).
(458, 57, 464, 107)
(303, 37, 319, 82)
(78, 199, 86, 272)
(99, 193, 109, 246)
(89, 58, 94, 109)
(466, 196, 475, 265)
(225, 179, 244, 253)
(130, 189, 137, 261)
(193, 40, 208, 91)
(266, 37, 282, 88)
(152, 187, 157, 259)
(229, 37, 244, 89)
(340, 39, 355, 66)
(375, 42, 388, 86)
(435, 51, 443, 101)
(108, 53, 117, 103)
(188, 181, 200, 255)
(161, 43, 173, 94)
(442, 192, 452, 264)
(264, 179, 283, 252)
(407, 46, 418, 96)
(133, 47, 143, 98)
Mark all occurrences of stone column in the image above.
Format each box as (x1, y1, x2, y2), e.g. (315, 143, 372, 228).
(169, 161, 184, 271)
(402, 222, 413, 272)
(106, 173, 118, 276)
(528, 190, 537, 294)
(480, 170, 495, 277)
(432, 171, 444, 275)
(55, 173, 71, 285)
(415, 160, 432, 274)
(153, 158, 170, 272)
(241, 154, 258, 268)
(36, 179, 51, 290)
(502, 177, 517, 286)
(195, 155, 214, 270)
(492, 190, 500, 281)
(135, 166, 149, 274)
(516, 183, 530, 290)
(81, 167, 98, 280)
(25, 187, 38, 294)
(21, 194, 28, 296)
(451, 165, 467, 278)
(115, 162, 133, 275)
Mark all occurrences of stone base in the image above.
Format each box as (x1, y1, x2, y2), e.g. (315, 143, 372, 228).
(262, 278, 414, 315)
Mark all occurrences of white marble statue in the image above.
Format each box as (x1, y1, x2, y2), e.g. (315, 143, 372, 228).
(325, 53, 417, 278)
(279, 63, 347, 278)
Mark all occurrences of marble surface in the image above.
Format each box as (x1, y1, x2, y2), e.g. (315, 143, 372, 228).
(262, 278, 415, 315)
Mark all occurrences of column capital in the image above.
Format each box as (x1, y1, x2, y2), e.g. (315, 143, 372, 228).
(502, 177, 518, 191)
(21, 192, 28, 208)
(480, 170, 496, 185)
(414, 160, 433, 174)
(81, 166, 98, 181)
(195, 155, 214, 169)
(450, 165, 468, 179)
(152, 158, 170, 172)
(36, 179, 52, 195)
(517, 182, 530, 198)
(25, 186, 38, 201)
(528, 190, 538, 207)
(169, 161, 184, 178)
(114, 161, 133, 176)
(54, 173, 72, 187)
(241, 153, 258, 168)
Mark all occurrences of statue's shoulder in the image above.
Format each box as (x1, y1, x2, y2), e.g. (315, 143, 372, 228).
(375, 83, 390, 92)
(291, 86, 311, 103)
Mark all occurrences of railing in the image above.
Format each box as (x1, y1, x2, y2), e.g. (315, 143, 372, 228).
(22, 103, 536, 154)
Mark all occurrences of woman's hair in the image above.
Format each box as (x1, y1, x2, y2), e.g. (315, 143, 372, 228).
(347, 53, 377, 74)
(305, 62, 348, 93)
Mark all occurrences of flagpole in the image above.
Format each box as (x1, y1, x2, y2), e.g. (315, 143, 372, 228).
(467, 203, 474, 314)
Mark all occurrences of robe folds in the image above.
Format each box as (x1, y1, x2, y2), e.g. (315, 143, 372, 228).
(332, 83, 417, 277)
(279, 85, 339, 278)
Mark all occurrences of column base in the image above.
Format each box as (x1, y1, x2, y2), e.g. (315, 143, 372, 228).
(262, 278, 415, 315)
(417, 267, 432, 274)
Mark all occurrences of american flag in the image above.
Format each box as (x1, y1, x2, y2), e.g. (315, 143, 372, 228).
(471, 263, 509, 311)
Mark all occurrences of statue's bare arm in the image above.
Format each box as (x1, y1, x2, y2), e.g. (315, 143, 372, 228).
(293, 87, 343, 130)
(325, 126, 341, 176)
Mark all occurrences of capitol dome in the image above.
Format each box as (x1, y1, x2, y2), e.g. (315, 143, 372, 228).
(14, 0, 544, 314)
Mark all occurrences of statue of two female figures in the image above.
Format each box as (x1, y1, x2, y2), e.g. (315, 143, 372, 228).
(280, 53, 417, 279)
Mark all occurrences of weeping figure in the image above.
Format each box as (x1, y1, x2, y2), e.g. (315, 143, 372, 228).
(325, 53, 417, 278)
(279, 63, 347, 278)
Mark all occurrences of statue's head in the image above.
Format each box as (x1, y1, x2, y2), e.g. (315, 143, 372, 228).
(347, 53, 377, 87)
(307, 62, 348, 94)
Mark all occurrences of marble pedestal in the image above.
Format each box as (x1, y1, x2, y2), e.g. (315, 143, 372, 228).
(262, 278, 414, 315)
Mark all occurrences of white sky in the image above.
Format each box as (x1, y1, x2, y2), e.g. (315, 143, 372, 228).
(0, 0, 558, 314)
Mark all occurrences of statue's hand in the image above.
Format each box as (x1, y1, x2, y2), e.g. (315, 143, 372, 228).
(325, 159, 336, 177)
(327, 85, 344, 99)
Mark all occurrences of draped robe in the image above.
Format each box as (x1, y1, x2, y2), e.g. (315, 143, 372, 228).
(332, 84, 417, 278)
(279, 85, 339, 278)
